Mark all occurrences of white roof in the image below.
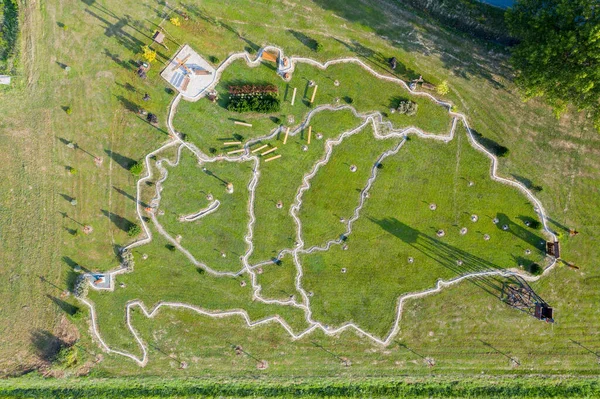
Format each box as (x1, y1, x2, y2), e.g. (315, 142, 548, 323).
(0, 76, 11, 85)
(160, 45, 216, 100)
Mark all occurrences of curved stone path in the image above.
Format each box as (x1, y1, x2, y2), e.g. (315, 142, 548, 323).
(78, 46, 559, 366)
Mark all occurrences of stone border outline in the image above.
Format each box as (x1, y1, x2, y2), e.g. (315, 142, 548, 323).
(77, 45, 558, 366)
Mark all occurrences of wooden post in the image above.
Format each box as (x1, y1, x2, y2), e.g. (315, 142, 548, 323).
(227, 148, 245, 154)
(261, 147, 278, 156)
(310, 85, 318, 104)
(223, 141, 242, 146)
(307, 126, 312, 145)
(291, 87, 297, 106)
(283, 127, 290, 145)
(264, 154, 281, 162)
(234, 121, 253, 127)
(251, 144, 268, 153)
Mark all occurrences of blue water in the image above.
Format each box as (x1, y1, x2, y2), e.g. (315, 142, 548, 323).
(479, 0, 514, 8)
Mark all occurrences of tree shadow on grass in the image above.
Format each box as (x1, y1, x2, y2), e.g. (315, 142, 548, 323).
(101, 209, 134, 233)
(312, 0, 509, 85)
(47, 295, 80, 316)
(113, 185, 148, 208)
(495, 213, 545, 250)
(104, 149, 136, 171)
(288, 29, 319, 51)
(369, 217, 551, 318)
(30, 330, 67, 363)
(369, 216, 507, 299)
(470, 128, 509, 157)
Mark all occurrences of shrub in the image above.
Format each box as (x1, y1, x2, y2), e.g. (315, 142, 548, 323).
(396, 100, 418, 116)
(166, 244, 176, 251)
(344, 96, 353, 104)
(227, 94, 280, 113)
(129, 162, 143, 176)
(315, 42, 323, 52)
(55, 346, 78, 368)
(209, 55, 219, 64)
(141, 45, 156, 63)
(127, 223, 141, 237)
(69, 167, 77, 175)
(232, 133, 244, 141)
(208, 147, 217, 154)
(437, 80, 450, 95)
(528, 263, 543, 276)
(65, 106, 72, 115)
(494, 145, 510, 157)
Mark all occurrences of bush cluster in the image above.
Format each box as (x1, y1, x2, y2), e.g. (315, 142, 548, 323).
(396, 100, 418, 116)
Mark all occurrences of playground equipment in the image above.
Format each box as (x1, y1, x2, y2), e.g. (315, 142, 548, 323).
(171, 55, 192, 73)
(252, 144, 268, 153)
(262, 50, 279, 63)
(234, 121, 253, 127)
(291, 87, 297, 105)
(265, 154, 282, 162)
(261, 147, 278, 156)
(283, 127, 290, 144)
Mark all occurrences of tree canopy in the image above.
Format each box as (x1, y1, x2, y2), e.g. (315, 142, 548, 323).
(506, 0, 600, 130)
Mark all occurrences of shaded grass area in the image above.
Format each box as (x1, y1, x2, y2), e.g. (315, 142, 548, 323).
(301, 125, 546, 337)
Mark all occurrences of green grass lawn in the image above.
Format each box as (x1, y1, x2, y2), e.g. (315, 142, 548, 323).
(2, 0, 600, 384)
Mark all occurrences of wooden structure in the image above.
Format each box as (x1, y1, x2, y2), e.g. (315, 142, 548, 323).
(223, 141, 242, 146)
(310, 85, 318, 104)
(252, 144, 268, 153)
(283, 127, 290, 144)
(171, 55, 191, 73)
(234, 121, 252, 127)
(153, 31, 165, 45)
(261, 147, 277, 156)
(262, 50, 279, 63)
(534, 304, 554, 322)
(307, 126, 312, 144)
(265, 154, 281, 162)
(546, 241, 561, 258)
(291, 87, 297, 106)
(501, 276, 554, 323)
(227, 149, 245, 155)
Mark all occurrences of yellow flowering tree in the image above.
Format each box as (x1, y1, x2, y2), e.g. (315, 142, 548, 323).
(170, 17, 181, 27)
(142, 45, 157, 63)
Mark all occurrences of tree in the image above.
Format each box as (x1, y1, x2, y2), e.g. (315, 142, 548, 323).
(437, 80, 449, 96)
(506, 0, 600, 130)
(170, 17, 181, 26)
(130, 162, 143, 176)
(142, 45, 157, 63)
(128, 223, 141, 237)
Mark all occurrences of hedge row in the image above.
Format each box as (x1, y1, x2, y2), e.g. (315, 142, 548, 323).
(2, 377, 600, 398)
(0, 0, 19, 73)
(227, 94, 280, 113)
